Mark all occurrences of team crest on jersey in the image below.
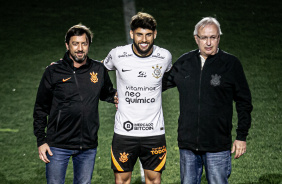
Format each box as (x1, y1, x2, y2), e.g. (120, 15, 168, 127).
(119, 152, 129, 163)
(152, 65, 162, 79)
(90, 72, 98, 83)
(210, 74, 221, 86)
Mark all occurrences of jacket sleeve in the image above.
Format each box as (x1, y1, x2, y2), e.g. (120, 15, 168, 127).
(233, 59, 253, 141)
(33, 68, 53, 147)
(162, 65, 177, 92)
(100, 66, 116, 103)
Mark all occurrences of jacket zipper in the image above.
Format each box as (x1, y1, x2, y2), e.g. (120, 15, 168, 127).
(56, 110, 61, 132)
(73, 70, 84, 150)
(196, 60, 203, 151)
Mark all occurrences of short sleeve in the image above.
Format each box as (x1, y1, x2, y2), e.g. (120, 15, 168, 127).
(103, 48, 117, 70)
(165, 51, 172, 72)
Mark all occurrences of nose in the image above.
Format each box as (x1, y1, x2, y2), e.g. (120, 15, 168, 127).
(142, 35, 146, 42)
(78, 43, 83, 51)
(206, 38, 211, 45)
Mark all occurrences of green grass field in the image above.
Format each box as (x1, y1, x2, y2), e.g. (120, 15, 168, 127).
(0, 0, 281, 183)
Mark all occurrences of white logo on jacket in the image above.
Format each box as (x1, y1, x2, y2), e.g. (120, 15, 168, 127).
(210, 74, 221, 86)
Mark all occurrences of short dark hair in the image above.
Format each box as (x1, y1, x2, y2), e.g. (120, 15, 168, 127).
(130, 12, 157, 31)
(65, 24, 93, 45)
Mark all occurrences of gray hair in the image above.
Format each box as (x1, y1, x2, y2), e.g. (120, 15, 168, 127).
(193, 17, 222, 36)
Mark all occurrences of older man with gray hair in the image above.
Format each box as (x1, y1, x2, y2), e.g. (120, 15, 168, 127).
(163, 17, 253, 184)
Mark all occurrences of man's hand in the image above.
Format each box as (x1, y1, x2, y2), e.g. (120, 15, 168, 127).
(114, 92, 119, 110)
(231, 140, 246, 159)
(38, 143, 53, 163)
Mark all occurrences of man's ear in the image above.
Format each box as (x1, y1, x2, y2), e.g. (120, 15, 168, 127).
(154, 30, 157, 39)
(217, 35, 220, 43)
(65, 43, 69, 50)
(130, 30, 134, 39)
(194, 35, 199, 44)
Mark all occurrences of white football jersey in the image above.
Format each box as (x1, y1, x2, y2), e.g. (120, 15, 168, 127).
(104, 44, 172, 137)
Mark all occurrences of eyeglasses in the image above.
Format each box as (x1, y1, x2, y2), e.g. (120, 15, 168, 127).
(196, 35, 219, 42)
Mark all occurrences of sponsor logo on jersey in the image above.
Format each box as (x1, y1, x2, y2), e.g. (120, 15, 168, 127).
(126, 86, 156, 91)
(151, 146, 167, 159)
(90, 72, 98, 83)
(138, 71, 147, 77)
(152, 53, 165, 59)
(118, 52, 133, 58)
(210, 74, 221, 86)
(125, 91, 155, 104)
(119, 152, 129, 163)
(123, 121, 133, 131)
(123, 121, 154, 131)
(104, 54, 112, 64)
(152, 65, 162, 79)
(62, 77, 71, 82)
(122, 69, 132, 72)
(134, 123, 154, 131)
(124, 86, 156, 104)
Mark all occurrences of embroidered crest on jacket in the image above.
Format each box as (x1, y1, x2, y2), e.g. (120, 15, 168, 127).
(90, 72, 98, 83)
(210, 74, 221, 86)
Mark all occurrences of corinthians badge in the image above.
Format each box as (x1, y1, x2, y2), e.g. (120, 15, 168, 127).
(152, 64, 162, 79)
(210, 74, 221, 86)
(119, 152, 129, 163)
(90, 72, 98, 83)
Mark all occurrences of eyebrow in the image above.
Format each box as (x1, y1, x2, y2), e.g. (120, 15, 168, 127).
(71, 40, 88, 43)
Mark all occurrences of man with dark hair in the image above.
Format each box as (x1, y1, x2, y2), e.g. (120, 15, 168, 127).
(33, 24, 116, 184)
(103, 12, 172, 184)
(163, 17, 253, 184)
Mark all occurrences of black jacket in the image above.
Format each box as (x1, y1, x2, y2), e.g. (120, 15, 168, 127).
(163, 49, 252, 152)
(33, 52, 116, 149)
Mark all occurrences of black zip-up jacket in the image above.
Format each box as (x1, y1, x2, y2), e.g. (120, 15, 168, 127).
(163, 49, 252, 152)
(33, 52, 116, 149)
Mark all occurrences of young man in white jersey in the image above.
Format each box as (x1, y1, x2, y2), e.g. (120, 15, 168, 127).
(103, 12, 172, 184)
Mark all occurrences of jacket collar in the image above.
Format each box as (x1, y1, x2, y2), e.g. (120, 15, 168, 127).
(63, 51, 91, 70)
(196, 48, 222, 62)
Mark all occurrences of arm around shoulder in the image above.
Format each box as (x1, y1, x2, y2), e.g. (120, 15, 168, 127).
(100, 66, 117, 103)
(162, 67, 176, 92)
